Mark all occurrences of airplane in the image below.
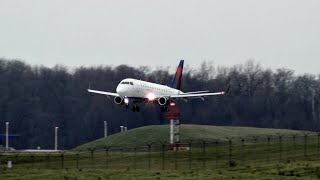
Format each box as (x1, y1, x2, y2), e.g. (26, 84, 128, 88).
(88, 60, 229, 112)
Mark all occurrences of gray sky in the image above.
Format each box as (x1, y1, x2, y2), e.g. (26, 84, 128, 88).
(0, 0, 319, 74)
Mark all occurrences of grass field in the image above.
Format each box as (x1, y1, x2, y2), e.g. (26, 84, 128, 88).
(1, 161, 320, 179)
(74, 124, 307, 151)
(1, 125, 319, 179)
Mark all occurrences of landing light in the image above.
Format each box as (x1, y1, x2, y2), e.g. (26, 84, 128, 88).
(146, 93, 156, 101)
(124, 97, 129, 104)
(170, 102, 176, 106)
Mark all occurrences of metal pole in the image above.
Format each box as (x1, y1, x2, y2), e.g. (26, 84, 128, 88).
(174, 120, 180, 143)
(55, 127, 58, 150)
(6, 122, 9, 150)
(170, 120, 174, 144)
(104, 121, 107, 137)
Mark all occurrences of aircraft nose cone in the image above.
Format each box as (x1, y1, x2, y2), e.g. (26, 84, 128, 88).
(116, 85, 124, 95)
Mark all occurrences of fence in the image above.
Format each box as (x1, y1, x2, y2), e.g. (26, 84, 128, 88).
(1, 132, 320, 171)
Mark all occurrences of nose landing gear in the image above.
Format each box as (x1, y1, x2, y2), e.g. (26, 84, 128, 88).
(132, 105, 140, 112)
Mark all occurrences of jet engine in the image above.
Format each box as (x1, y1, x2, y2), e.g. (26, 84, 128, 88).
(158, 96, 168, 106)
(114, 96, 123, 104)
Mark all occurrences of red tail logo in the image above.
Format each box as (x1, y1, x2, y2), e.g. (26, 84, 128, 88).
(171, 60, 184, 90)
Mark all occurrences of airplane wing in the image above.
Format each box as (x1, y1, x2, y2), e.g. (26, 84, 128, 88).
(171, 85, 230, 99)
(184, 90, 209, 94)
(87, 89, 119, 97)
(170, 91, 225, 98)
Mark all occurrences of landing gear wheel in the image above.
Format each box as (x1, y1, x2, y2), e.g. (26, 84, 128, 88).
(132, 105, 140, 112)
(165, 106, 169, 112)
(160, 106, 169, 112)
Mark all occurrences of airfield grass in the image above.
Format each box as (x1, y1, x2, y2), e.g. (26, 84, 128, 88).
(74, 124, 306, 150)
(1, 125, 319, 179)
(2, 140, 320, 179)
(1, 161, 320, 179)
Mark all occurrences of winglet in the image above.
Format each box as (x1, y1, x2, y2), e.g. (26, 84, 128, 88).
(226, 85, 230, 93)
(224, 85, 231, 94)
(221, 85, 230, 95)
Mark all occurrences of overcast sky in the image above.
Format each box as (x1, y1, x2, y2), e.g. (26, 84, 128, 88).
(0, 0, 319, 74)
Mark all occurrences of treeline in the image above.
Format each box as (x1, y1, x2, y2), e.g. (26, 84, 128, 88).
(0, 58, 319, 149)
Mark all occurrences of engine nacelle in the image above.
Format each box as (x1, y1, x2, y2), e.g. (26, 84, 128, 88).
(114, 96, 123, 104)
(158, 96, 168, 106)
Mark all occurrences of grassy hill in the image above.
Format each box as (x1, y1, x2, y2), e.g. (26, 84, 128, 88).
(73, 124, 310, 151)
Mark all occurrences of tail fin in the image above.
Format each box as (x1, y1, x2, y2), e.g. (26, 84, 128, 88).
(171, 60, 184, 90)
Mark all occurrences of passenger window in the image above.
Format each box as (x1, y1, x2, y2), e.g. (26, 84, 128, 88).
(130, 82, 133, 85)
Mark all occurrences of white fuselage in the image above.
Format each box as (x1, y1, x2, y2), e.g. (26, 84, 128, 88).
(116, 78, 182, 98)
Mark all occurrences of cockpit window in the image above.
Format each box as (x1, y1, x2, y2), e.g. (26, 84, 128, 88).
(121, 81, 133, 85)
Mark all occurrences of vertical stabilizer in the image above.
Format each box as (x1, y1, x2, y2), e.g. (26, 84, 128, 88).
(171, 60, 184, 90)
